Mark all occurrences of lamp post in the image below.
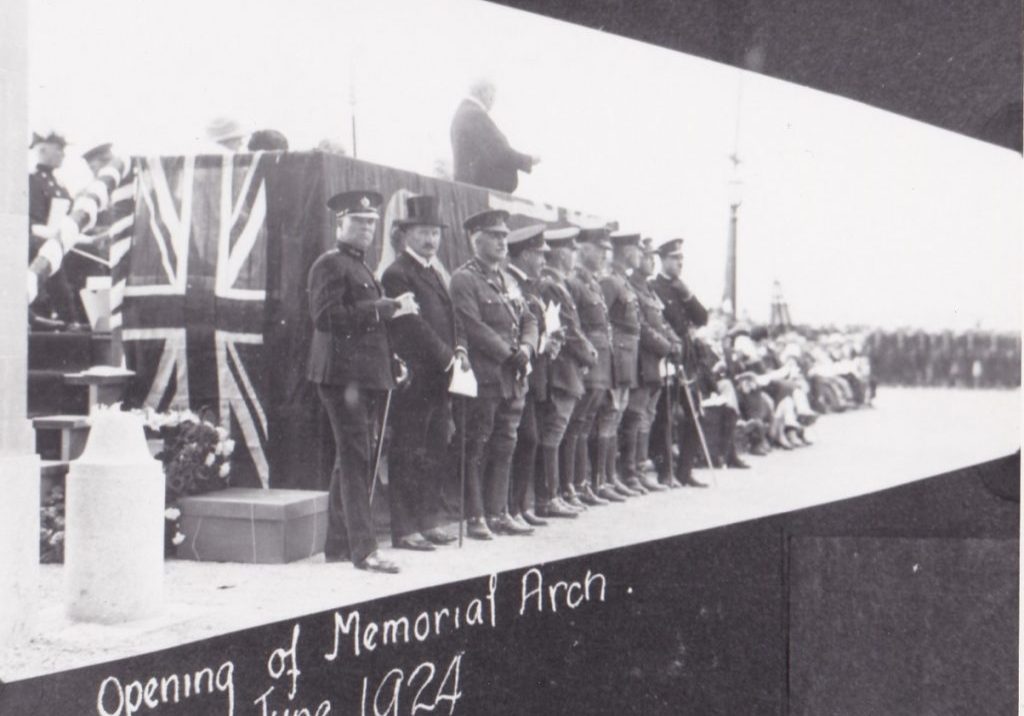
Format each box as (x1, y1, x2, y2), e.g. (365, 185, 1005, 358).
(722, 171, 744, 318)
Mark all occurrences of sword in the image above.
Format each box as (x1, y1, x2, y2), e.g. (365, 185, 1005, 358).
(676, 361, 718, 487)
(458, 395, 467, 548)
(368, 388, 394, 504)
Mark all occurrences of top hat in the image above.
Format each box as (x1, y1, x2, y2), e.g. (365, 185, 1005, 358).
(395, 195, 447, 228)
(507, 224, 548, 255)
(656, 238, 685, 258)
(463, 209, 510, 235)
(327, 190, 383, 217)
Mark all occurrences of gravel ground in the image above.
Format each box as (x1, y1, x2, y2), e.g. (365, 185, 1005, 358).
(1, 387, 1018, 681)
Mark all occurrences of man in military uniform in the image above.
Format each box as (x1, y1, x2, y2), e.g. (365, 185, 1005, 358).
(593, 231, 644, 500)
(381, 195, 464, 551)
(562, 227, 615, 508)
(450, 210, 539, 539)
(651, 238, 709, 488)
(28, 130, 80, 327)
(308, 190, 409, 574)
(535, 227, 596, 519)
(506, 224, 562, 528)
(621, 238, 678, 493)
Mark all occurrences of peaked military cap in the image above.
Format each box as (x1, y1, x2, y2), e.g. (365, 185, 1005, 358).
(30, 131, 67, 149)
(327, 190, 383, 217)
(610, 230, 641, 248)
(656, 238, 685, 258)
(577, 227, 612, 249)
(506, 224, 548, 255)
(81, 143, 113, 163)
(543, 226, 580, 249)
(395, 194, 447, 228)
(463, 209, 510, 235)
(640, 237, 657, 254)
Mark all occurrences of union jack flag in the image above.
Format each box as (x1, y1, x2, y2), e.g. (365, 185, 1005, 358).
(122, 154, 270, 486)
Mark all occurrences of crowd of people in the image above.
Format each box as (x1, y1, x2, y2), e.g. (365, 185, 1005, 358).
(866, 329, 1021, 388)
(308, 189, 878, 574)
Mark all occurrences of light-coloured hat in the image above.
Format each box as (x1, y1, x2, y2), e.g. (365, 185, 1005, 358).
(206, 117, 247, 144)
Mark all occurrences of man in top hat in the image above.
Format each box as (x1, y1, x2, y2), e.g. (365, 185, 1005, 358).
(593, 231, 644, 499)
(621, 237, 680, 492)
(450, 78, 540, 194)
(449, 209, 539, 539)
(505, 224, 565, 529)
(534, 226, 596, 519)
(650, 238, 709, 488)
(380, 195, 465, 551)
(561, 227, 614, 509)
(28, 130, 82, 328)
(308, 189, 414, 574)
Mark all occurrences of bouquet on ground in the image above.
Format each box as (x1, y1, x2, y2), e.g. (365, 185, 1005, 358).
(135, 407, 236, 555)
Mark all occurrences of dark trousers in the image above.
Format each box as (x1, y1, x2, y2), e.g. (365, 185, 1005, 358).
(563, 388, 606, 491)
(510, 397, 538, 516)
(316, 383, 382, 563)
(699, 404, 739, 466)
(651, 382, 701, 480)
(465, 394, 526, 518)
(388, 379, 451, 541)
(535, 389, 580, 501)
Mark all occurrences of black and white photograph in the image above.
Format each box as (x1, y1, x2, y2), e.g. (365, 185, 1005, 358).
(0, 0, 1020, 714)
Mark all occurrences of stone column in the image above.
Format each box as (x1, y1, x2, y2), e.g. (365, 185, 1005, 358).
(0, 0, 41, 649)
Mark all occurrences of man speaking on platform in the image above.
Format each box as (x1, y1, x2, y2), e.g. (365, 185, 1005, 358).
(450, 78, 540, 194)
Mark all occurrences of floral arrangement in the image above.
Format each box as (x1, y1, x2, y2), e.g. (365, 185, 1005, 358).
(137, 407, 236, 556)
(38, 407, 236, 561)
(40, 484, 66, 564)
(137, 407, 236, 500)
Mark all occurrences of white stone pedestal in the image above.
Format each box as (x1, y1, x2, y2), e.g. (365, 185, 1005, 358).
(64, 411, 165, 623)
(0, 454, 40, 649)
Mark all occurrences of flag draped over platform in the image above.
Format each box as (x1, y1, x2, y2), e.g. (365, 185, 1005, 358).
(118, 151, 606, 489)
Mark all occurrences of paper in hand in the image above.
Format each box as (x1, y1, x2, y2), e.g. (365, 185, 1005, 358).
(393, 291, 419, 318)
(448, 363, 478, 397)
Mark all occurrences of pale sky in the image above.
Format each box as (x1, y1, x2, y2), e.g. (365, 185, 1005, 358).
(28, 0, 1021, 331)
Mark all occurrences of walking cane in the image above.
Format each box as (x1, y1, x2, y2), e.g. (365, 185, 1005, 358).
(663, 362, 674, 481)
(368, 389, 394, 505)
(676, 361, 718, 487)
(458, 395, 467, 548)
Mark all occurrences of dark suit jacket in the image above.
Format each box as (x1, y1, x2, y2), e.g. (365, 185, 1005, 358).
(381, 252, 465, 391)
(450, 258, 539, 399)
(651, 273, 709, 374)
(306, 243, 396, 390)
(450, 99, 532, 194)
